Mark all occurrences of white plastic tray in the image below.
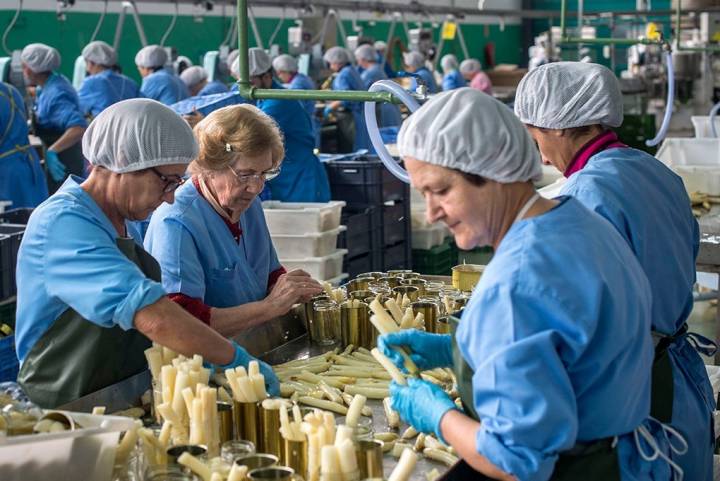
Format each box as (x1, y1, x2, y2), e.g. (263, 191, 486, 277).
(0, 410, 135, 481)
(691, 116, 720, 138)
(280, 249, 348, 281)
(263, 201, 346, 235)
(656, 138, 720, 195)
(272, 226, 346, 258)
(412, 224, 447, 250)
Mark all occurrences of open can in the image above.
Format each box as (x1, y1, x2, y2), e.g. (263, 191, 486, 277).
(233, 401, 261, 447)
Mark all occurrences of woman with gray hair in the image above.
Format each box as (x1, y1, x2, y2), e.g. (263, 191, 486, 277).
(440, 54, 466, 91)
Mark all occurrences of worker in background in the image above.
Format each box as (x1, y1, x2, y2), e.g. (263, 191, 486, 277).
(77, 41, 140, 118)
(354, 44, 401, 128)
(21, 43, 87, 194)
(135, 45, 189, 105)
(403, 51, 437, 94)
(272, 54, 319, 147)
(144, 104, 324, 339)
(460, 58, 492, 95)
(380, 88, 678, 480)
(515, 62, 714, 481)
(15, 99, 278, 408)
(323, 46, 372, 152)
(0, 81, 47, 208)
(180, 65, 229, 97)
(440, 54, 466, 91)
(374, 40, 395, 78)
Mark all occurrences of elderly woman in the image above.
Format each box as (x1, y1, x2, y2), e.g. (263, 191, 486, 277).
(180, 66, 229, 97)
(354, 44, 401, 128)
(440, 54, 466, 91)
(460, 58, 492, 95)
(15, 99, 276, 408)
(403, 51, 437, 94)
(379, 89, 677, 480)
(135, 45, 189, 105)
(515, 61, 714, 481)
(272, 54, 319, 148)
(145, 104, 323, 337)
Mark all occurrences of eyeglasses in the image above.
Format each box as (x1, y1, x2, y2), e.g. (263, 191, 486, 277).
(227, 164, 281, 184)
(150, 168, 185, 193)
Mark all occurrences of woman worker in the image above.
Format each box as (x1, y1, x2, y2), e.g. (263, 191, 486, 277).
(272, 54, 320, 147)
(15, 99, 278, 408)
(144, 104, 324, 336)
(403, 51, 437, 94)
(440, 54, 466, 91)
(379, 89, 678, 480)
(460, 58, 492, 95)
(21, 43, 87, 193)
(514, 61, 714, 481)
(180, 66, 229, 97)
(135, 45, 190, 105)
(354, 44, 402, 128)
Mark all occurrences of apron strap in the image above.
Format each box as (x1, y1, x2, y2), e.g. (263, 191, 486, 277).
(686, 331, 718, 357)
(633, 418, 687, 481)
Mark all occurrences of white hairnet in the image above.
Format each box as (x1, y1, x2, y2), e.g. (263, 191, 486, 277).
(82, 41, 116, 66)
(514, 61, 624, 129)
(398, 88, 542, 184)
(180, 66, 207, 88)
(230, 57, 240, 77)
(459, 58, 481, 75)
(227, 50, 239, 71)
(403, 51, 425, 69)
(272, 54, 298, 73)
(354, 44, 377, 62)
(323, 46, 351, 65)
(249, 48, 272, 76)
(135, 45, 168, 68)
(82, 99, 198, 174)
(374, 41, 387, 52)
(440, 54, 458, 73)
(21, 43, 61, 73)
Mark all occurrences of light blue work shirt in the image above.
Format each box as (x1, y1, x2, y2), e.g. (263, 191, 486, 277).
(561, 146, 715, 481)
(360, 64, 401, 128)
(77, 69, 140, 117)
(15, 176, 166, 362)
(144, 181, 282, 308)
(259, 80, 330, 202)
(442, 69, 466, 91)
(140, 69, 190, 105)
(198, 80, 229, 96)
(409, 67, 438, 94)
(457, 196, 670, 481)
(0, 82, 47, 208)
(33, 73, 87, 133)
(287, 73, 319, 147)
(332, 64, 372, 151)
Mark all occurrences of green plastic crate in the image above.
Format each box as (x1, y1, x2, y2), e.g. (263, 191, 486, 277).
(413, 238, 458, 276)
(457, 246, 494, 266)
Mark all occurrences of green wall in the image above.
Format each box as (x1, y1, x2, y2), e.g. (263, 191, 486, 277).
(0, 9, 522, 81)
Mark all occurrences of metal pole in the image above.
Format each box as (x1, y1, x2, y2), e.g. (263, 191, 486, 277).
(237, 0, 250, 91)
(577, 0, 583, 59)
(560, 0, 567, 39)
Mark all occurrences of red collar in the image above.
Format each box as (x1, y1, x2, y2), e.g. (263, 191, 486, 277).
(192, 176, 243, 243)
(564, 130, 627, 178)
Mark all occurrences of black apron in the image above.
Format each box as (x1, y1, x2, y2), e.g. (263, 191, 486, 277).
(32, 113, 85, 194)
(17, 237, 160, 408)
(444, 314, 621, 481)
(649, 325, 686, 424)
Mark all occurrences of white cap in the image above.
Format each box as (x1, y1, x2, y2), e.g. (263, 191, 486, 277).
(82, 99, 198, 174)
(249, 48, 272, 76)
(398, 88, 542, 184)
(374, 41, 387, 52)
(21, 43, 61, 73)
(323, 46, 351, 65)
(440, 54, 458, 73)
(82, 41, 117, 66)
(514, 61, 624, 129)
(135, 45, 168, 68)
(226, 50, 239, 71)
(354, 44, 377, 63)
(403, 51, 424, 69)
(231, 57, 240, 77)
(180, 66, 208, 88)
(459, 58, 481, 75)
(272, 54, 298, 73)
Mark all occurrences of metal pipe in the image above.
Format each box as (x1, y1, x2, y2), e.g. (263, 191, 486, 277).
(236, 0, 250, 91)
(674, 0, 720, 52)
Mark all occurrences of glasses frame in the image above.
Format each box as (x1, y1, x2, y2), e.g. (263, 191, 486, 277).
(150, 168, 185, 193)
(227, 164, 281, 185)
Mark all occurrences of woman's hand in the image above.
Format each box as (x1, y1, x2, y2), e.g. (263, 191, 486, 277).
(264, 269, 323, 317)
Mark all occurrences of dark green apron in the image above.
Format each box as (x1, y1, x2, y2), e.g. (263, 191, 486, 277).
(17, 237, 159, 408)
(446, 315, 621, 481)
(32, 115, 85, 194)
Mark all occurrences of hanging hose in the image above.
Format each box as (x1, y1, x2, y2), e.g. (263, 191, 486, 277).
(90, 0, 108, 43)
(364, 80, 421, 184)
(2, 0, 23, 55)
(160, 0, 178, 47)
(709, 101, 720, 138)
(646, 49, 674, 147)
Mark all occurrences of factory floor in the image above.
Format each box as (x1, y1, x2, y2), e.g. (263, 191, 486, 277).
(688, 299, 717, 365)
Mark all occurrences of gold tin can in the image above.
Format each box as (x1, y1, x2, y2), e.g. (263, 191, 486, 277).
(259, 403, 284, 456)
(434, 316, 451, 334)
(412, 301, 439, 333)
(451, 264, 484, 292)
(377, 276, 400, 288)
(340, 300, 368, 349)
(400, 278, 427, 296)
(392, 285, 420, 302)
(281, 437, 308, 478)
(347, 278, 371, 292)
(248, 466, 296, 481)
(349, 289, 374, 300)
(217, 401, 234, 443)
(355, 439, 384, 479)
(235, 453, 279, 471)
(166, 444, 207, 465)
(233, 401, 261, 447)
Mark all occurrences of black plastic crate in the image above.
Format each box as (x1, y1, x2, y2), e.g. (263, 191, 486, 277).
(338, 207, 382, 258)
(383, 241, 411, 271)
(413, 238, 458, 276)
(0, 225, 25, 301)
(0, 208, 33, 225)
(325, 157, 409, 207)
(383, 201, 410, 246)
(344, 253, 374, 279)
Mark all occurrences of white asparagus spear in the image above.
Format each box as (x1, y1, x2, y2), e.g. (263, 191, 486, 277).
(388, 448, 418, 481)
(345, 394, 367, 428)
(371, 348, 407, 385)
(178, 452, 213, 481)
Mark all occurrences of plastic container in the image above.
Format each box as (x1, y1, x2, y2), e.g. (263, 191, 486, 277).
(0, 224, 24, 301)
(0, 411, 136, 481)
(337, 207, 381, 258)
(324, 157, 409, 207)
(280, 249, 348, 281)
(412, 224, 447, 250)
(263, 201, 346, 235)
(0, 208, 33, 225)
(656, 138, 720, 194)
(691, 116, 720, 138)
(383, 242, 411, 272)
(383, 201, 410, 246)
(272, 226, 346, 258)
(344, 253, 373, 279)
(413, 239, 458, 276)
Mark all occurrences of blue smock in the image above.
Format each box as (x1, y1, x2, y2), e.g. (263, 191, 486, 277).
(34, 73, 87, 133)
(259, 81, 330, 202)
(360, 64, 401, 127)
(377, 54, 395, 78)
(561, 146, 714, 481)
(140, 69, 190, 105)
(144, 181, 282, 308)
(287, 73, 319, 147)
(332, 65, 372, 151)
(77, 69, 140, 117)
(457, 196, 669, 481)
(409, 67, 438, 94)
(198, 80, 229, 96)
(0, 82, 47, 208)
(14, 176, 166, 362)
(442, 70, 466, 91)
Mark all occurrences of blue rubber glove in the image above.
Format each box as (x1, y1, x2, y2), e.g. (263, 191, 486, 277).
(390, 378, 457, 442)
(323, 105, 334, 119)
(45, 150, 66, 182)
(378, 331, 453, 373)
(219, 341, 281, 397)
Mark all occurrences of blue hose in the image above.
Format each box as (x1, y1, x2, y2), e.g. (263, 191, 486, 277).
(708, 101, 720, 138)
(646, 50, 675, 147)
